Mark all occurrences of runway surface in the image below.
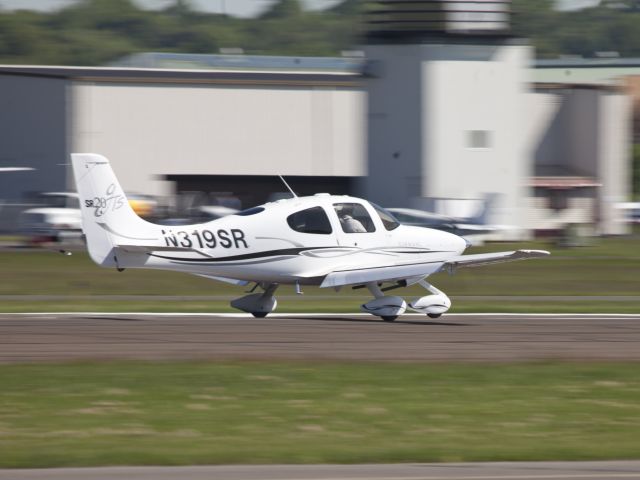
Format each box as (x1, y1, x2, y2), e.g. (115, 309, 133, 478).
(2, 313, 640, 363)
(1, 461, 640, 480)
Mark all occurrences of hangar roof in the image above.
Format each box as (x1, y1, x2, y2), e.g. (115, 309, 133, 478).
(532, 57, 640, 86)
(0, 62, 361, 88)
(4, 53, 638, 89)
(110, 52, 365, 74)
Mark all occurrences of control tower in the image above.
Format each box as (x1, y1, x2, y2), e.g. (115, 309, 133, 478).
(363, 0, 531, 237)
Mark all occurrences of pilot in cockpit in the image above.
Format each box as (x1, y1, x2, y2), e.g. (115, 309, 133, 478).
(338, 206, 366, 233)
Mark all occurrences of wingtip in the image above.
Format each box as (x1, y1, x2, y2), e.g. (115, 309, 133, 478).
(519, 249, 551, 257)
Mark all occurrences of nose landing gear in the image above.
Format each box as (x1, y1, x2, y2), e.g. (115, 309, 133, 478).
(408, 280, 451, 317)
(361, 280, 451, 322)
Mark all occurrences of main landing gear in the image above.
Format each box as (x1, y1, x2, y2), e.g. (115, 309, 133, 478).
(231, 283, 279, 318)
(360, 283, 406, 322)
(360, 280, 451, 322)
(230, 280, 451, 322)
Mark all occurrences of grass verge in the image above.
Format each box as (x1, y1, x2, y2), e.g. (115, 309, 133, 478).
(2, 298, 640, 314)
(1, 361, 640, 467)
(1, 234, 640, 313)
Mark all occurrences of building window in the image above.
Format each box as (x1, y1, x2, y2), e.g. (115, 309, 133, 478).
(467, 130, 491, 149)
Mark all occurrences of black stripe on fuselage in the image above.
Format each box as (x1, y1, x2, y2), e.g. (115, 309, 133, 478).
(148, 247, 332, 263)
(147, 247, 441, 264)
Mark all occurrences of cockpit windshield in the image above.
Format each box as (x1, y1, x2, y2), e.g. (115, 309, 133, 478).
(371, 203, 400, 231)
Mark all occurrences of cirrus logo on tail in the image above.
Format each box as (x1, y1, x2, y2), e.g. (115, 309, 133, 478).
(84, 183, 125, 217)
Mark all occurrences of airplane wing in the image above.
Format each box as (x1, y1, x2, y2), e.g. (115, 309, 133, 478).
(443, 249, 550, 269)
(319, 250, 549, 288)
(195, 274, 250, 286)
(0, 167, 35, 172)
(319, 261, 444, 288)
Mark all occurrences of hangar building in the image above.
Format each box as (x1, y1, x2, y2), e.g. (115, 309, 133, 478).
(0, 0, 632, 237)
(0, 63, 364, 215)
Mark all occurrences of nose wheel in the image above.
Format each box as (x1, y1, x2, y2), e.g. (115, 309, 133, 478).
(408, 281, 451, 317)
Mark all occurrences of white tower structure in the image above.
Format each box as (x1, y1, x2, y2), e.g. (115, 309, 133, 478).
(363, 0, 531, 238)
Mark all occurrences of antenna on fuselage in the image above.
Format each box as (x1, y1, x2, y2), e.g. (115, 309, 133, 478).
(278, 175, 298, 199)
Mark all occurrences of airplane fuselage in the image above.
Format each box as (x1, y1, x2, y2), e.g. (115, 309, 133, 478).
(115, 194, 467, 285)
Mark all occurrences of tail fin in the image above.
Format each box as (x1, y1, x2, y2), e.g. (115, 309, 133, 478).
(468, 192, 499, 225)
(71, 153, 155, 267)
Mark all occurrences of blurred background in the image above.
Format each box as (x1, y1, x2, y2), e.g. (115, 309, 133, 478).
(0, 0, 638, 248)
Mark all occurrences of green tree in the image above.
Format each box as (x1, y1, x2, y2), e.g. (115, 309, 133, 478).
(330, 0, 363, 16)
(3, 0, 640, 64)
(510, 0, 561, 58)
(260, 0, 303, 19)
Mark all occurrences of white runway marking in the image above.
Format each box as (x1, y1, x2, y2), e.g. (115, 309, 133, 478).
(1, 463, 640, 480)
(6, 312, 640, 318)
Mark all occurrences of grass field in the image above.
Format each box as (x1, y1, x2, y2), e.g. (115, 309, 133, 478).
(1, 361, 640, 468)
(1, 234, 640, 312)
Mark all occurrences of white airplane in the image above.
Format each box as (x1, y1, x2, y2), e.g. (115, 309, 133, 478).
(71, 153, 549, 321)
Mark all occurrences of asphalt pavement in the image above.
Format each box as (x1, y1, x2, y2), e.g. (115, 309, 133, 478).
(1, 461, 640, 480)
(1, 313, 639, 363)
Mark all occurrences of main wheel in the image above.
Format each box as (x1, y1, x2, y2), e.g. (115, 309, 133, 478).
(252, 312, 268, 318)
(381, 315, 398, 322)
(427, 313, 442, 319)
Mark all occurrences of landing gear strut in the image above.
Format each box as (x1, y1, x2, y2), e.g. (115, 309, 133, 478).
(231, 283, 279, 318)
(360, 283, 407, 322)
(408, 280, 451, 317)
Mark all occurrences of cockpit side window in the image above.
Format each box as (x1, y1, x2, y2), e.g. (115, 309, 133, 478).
(333, 203, 376, 233)
(371, 203, 400, 231)
(287, 206, 332, 234)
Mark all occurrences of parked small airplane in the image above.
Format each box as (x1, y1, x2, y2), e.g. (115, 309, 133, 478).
(71, 154, 549, 321)
(388, 193, 504, 239)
